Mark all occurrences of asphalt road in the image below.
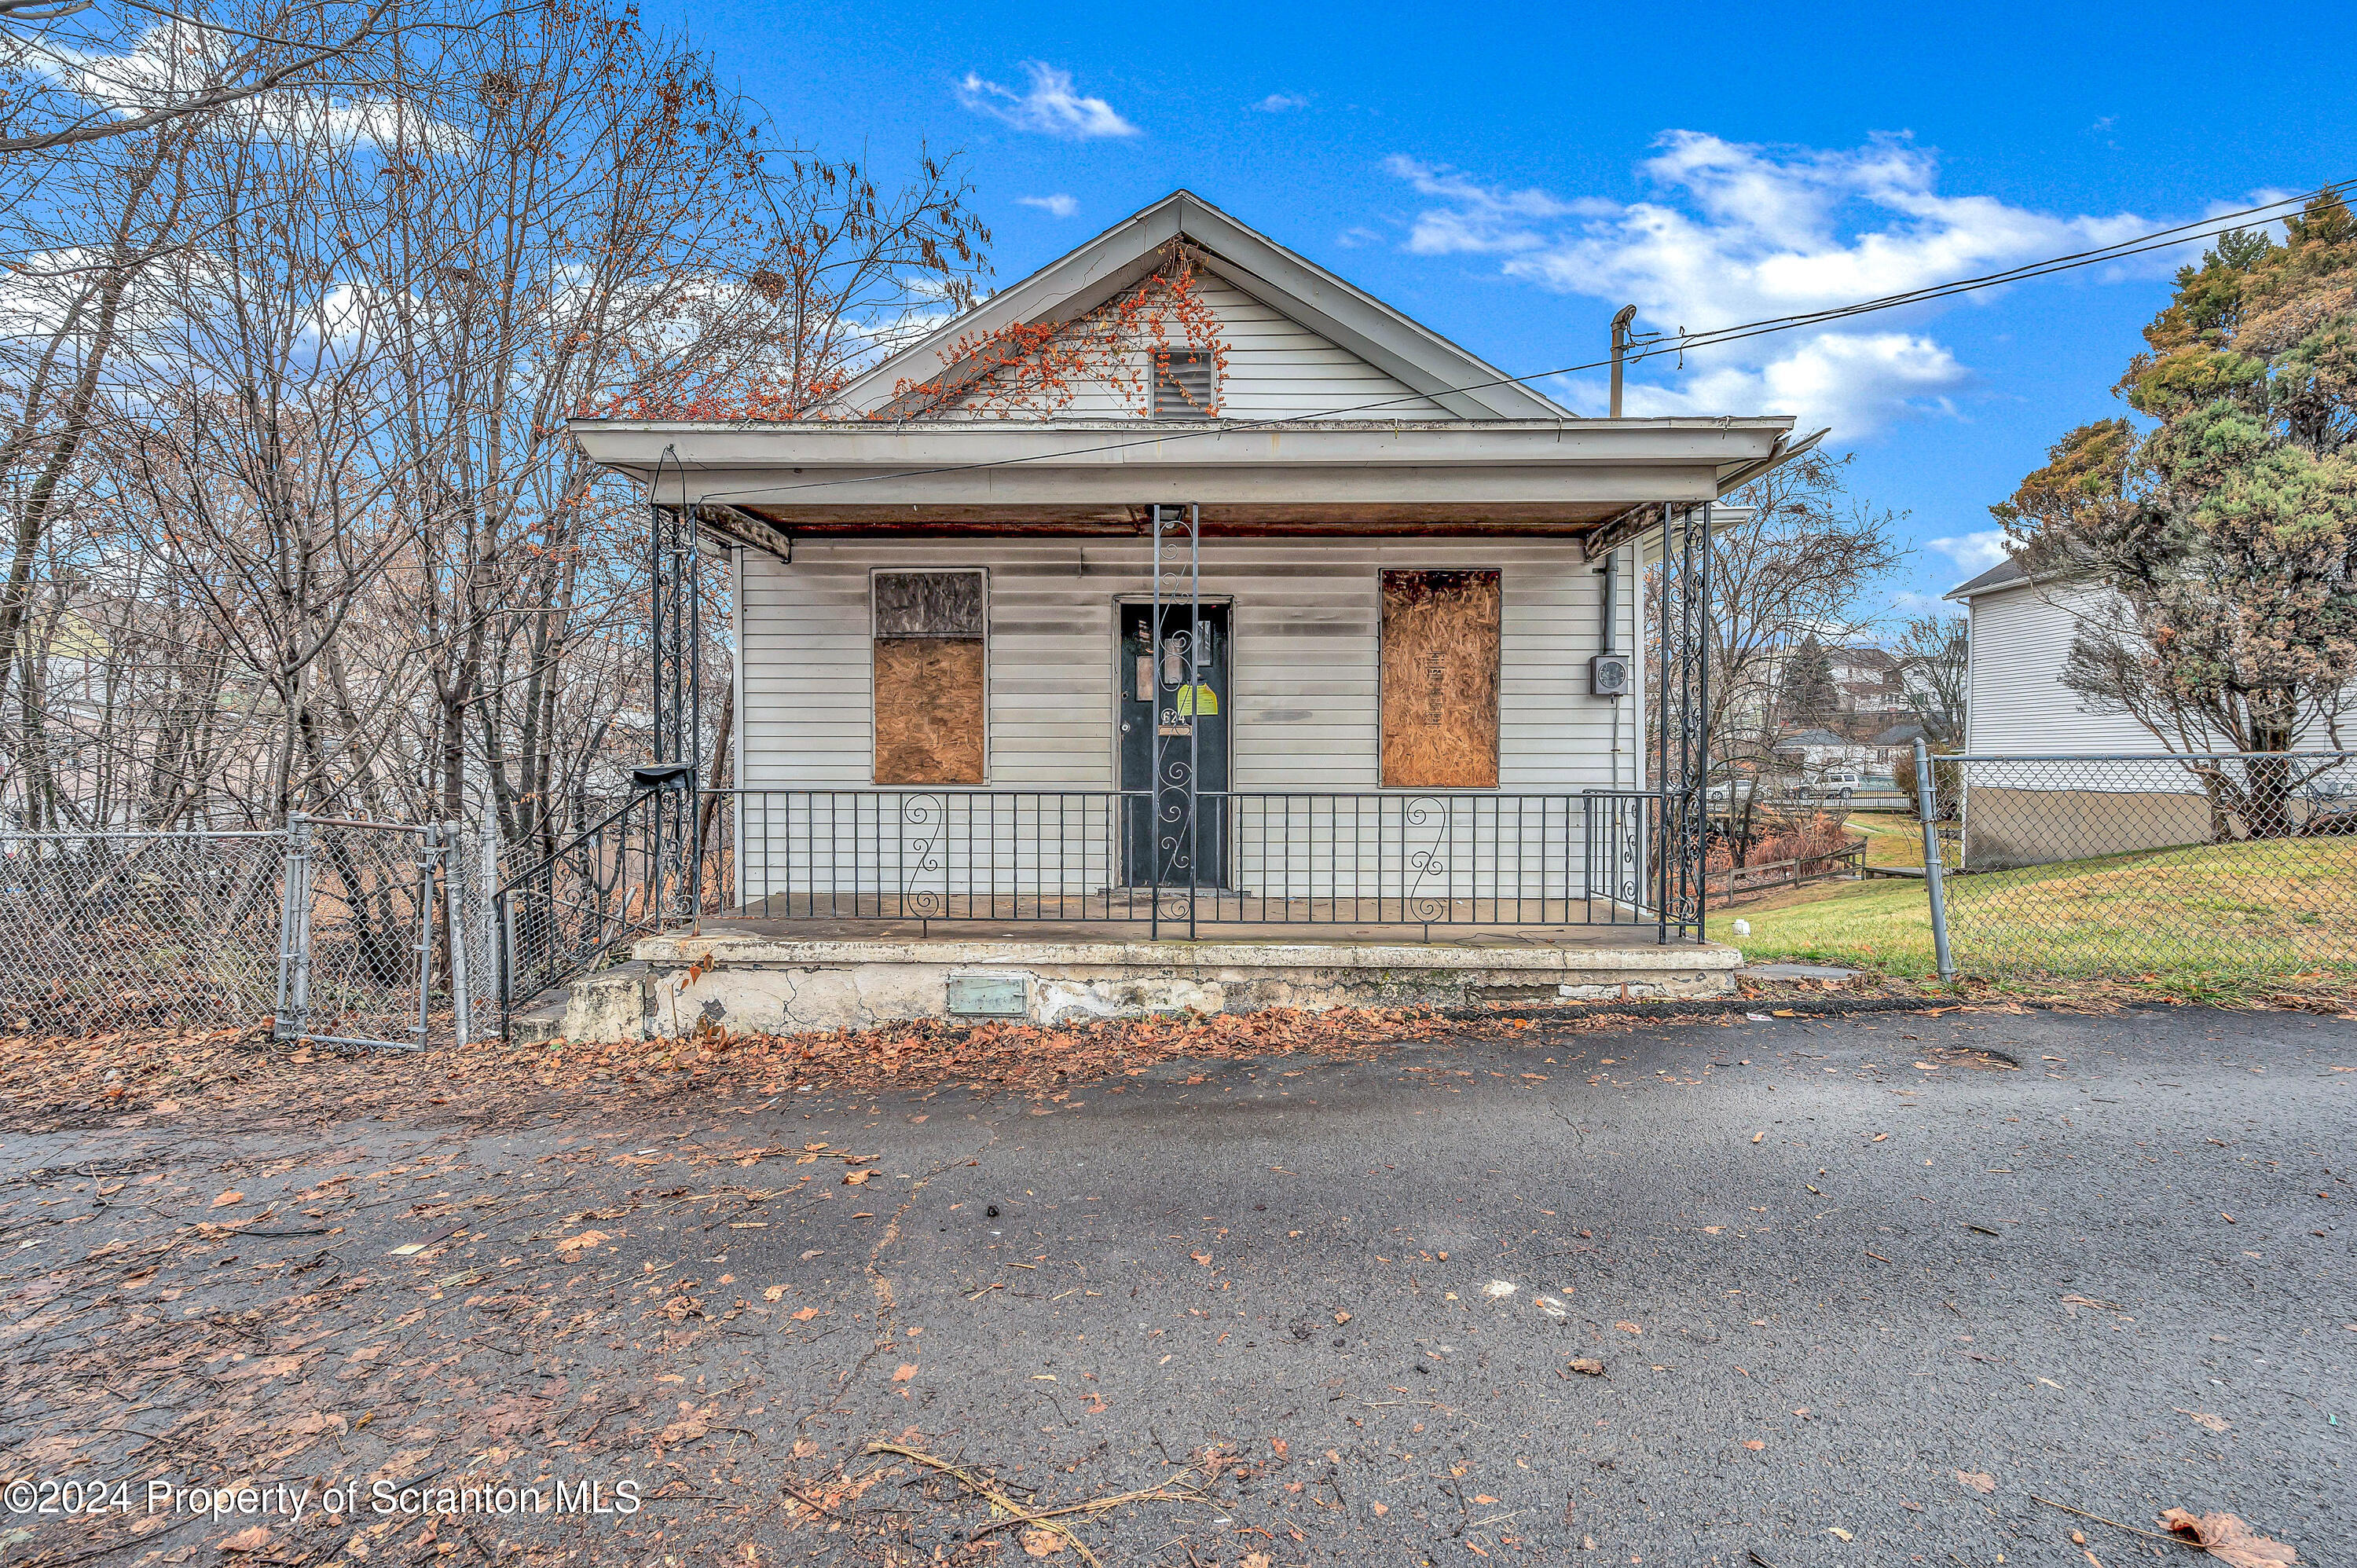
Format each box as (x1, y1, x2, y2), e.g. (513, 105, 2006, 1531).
(5, 1002, 2350, 1566)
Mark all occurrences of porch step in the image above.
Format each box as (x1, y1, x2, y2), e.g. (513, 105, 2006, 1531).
(507, 962, 655, 1046)
(530, 927, 1744, 1042)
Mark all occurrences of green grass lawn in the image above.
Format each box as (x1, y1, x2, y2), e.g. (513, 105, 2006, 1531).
(1842, 810, 1927, 869)
(1727, 877, 1941, 976)
(1726, 830, 2357, 998)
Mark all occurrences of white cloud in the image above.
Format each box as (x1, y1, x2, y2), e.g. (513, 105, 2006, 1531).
(1385, 131, 2157, 434)
(1561, 328, 1969, 436)
(1925, 529, 2015, 573)
(958, 63, 1138, 139)
(1383, 156, 1600, 255)
(1885, 589, 1965, 617)
(1252, 93, 1310, 112)
(1018, 193, 1079, 218)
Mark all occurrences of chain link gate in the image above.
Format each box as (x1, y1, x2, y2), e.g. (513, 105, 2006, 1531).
(274, 816, 500, 1050)
(1, 815, 500, 1046)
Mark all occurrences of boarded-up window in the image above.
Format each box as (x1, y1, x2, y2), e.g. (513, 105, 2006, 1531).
(1380, 569, 1500, 789)
(873, 570, 985, 785)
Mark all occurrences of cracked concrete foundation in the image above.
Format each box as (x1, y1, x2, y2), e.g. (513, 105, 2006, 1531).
(514, 928, 1741, 1042)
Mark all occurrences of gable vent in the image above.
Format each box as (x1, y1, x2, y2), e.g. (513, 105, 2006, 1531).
(1151, 348, 1216, 419)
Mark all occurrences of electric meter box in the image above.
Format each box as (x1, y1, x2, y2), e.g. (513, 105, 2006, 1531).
(1589, 652, 1632, 698)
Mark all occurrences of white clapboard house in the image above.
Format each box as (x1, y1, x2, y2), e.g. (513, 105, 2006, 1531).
(545, 191, 1813, 1038)
(1945, 555, 2352, 869)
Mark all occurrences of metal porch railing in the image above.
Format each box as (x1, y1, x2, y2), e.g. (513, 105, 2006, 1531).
(491, 784, 1695, 1033)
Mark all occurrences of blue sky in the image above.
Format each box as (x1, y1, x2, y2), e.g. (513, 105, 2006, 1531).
(656, 0, 2352, 621)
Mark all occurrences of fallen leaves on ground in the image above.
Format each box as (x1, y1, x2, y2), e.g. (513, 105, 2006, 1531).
(658, 1403, 714, 1448)
(2174, 1408, 2231, 1432)
(1956, 1470, 1996, 1494)
(0, 998, 1723, 1140)
(2159, 1508, 2298, 1566)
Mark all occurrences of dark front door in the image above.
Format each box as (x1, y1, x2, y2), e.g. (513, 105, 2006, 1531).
(1119, 603, 1230, 888)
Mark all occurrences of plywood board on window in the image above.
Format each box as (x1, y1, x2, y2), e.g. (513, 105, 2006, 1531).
(874, 637, 984, 784)
(1380, 568, 1499, 788)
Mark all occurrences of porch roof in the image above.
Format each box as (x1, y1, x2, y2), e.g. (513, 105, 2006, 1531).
(567, 415, 1807, 541)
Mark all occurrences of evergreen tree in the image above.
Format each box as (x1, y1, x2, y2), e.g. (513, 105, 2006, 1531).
(1781, 637, 1839, 729)
(1996, 188, 2357, 832)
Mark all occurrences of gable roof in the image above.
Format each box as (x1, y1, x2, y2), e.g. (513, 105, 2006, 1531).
(834, 189, 1571, 422)
(1945, 555, 2030, 599)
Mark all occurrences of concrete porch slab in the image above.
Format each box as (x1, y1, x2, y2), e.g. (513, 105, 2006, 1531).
(530, 923, 1742, 1042)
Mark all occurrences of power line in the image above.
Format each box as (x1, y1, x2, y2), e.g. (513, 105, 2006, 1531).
(671, 179, 2344, 505)
(1619, 183, 2326, 361)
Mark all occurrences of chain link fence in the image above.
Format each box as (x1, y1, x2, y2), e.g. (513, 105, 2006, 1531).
(1923, 751, 2357, 984)
(1, 816, 501, 1045)
(0, 829, 288, 1032)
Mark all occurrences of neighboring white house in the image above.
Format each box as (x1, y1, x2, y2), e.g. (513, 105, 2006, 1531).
(1943, 555, 2350, 867)
(1945, 557, 2170, 756)
(1770, 728, 1873, 773)
(1946, 555, 2349, 753)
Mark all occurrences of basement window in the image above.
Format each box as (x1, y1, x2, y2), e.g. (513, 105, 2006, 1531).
(872, 570, 985, 786)
(1151, 349, 1217, 419)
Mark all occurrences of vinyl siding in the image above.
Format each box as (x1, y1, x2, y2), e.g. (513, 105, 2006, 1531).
(935, 276, 1450, 420)
(735, 536, 1641, 899)
(740, 537, 1634, 789)
(1964, 584, 2166, 756)
(1963, 581, 2345, 811)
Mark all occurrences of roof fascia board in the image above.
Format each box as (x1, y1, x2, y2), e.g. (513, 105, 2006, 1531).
(838, 198, 1187, 413)
(1942, 565, 2049, 602)
(833, 189, 1572, 422)
(1167, 205, 1561, 419)
(574, 419, 1794, 488)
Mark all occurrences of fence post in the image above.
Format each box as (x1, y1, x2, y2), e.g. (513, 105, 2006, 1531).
(274, 815, 313, 1041)
(1913, 738, 1956, 983)
(442, 822, 471, 1049)
(413, 826, 440, 1047)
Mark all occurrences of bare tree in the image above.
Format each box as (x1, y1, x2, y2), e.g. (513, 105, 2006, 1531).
(1890, 612, 1967, 746)
(0, 0, 428, 157)
(3, 0, 990, 844)
(1693, 449, 1903, 838)
(0, 123, 189, 753)
(115, 78, 421, 820)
